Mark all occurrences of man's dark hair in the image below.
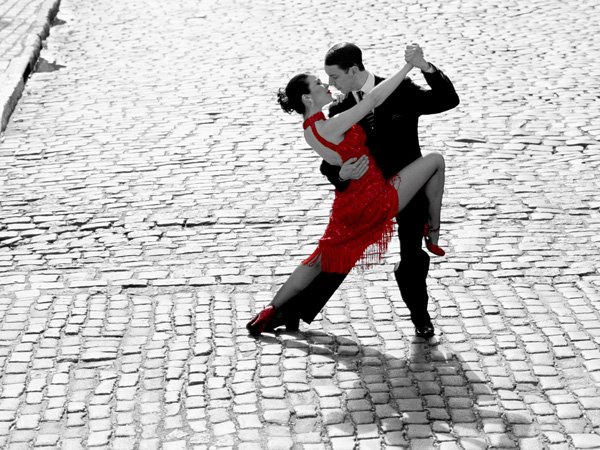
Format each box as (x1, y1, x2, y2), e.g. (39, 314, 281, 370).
(325, 42, 365, 72)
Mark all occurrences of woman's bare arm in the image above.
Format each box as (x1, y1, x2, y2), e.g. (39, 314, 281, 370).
(320, 62, 414, 141)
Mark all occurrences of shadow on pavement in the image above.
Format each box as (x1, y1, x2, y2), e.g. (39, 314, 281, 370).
(254, 329, 531, 448)
(34, 56, 66, 73)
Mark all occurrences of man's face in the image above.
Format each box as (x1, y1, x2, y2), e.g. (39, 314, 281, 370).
(325, 64, 358, 94)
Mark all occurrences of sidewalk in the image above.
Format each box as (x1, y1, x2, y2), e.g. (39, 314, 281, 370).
(0, 0, 60, 131)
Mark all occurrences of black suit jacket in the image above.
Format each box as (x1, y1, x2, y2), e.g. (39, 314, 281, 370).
(321, 65, 459, 190)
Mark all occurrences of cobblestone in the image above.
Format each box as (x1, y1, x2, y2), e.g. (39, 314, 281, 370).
(0, 0, 599, 448)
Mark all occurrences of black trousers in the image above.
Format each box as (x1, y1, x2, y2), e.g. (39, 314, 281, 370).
(290, 190, 432, 327)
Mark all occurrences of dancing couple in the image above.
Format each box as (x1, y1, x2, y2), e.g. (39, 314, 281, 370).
(247, 42, 459, 338)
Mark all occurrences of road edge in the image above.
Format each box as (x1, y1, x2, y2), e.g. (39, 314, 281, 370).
(0, 0, 62, 133)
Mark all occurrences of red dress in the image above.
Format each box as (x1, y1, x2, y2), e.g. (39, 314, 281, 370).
(303, 112, 401, 274)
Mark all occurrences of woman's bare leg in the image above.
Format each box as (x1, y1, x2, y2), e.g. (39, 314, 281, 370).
(270, 255, 323, 309)
(394, 153, 445, 245)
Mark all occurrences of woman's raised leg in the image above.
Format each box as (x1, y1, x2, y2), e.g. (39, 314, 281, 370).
(394, 153, 445, 246)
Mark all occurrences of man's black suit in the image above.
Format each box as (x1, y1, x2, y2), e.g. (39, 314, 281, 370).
(292, 65, 459, 328)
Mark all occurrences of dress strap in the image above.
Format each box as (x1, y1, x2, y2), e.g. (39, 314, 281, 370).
(302, 112, 338, 151)
(302, 112, 326, 130)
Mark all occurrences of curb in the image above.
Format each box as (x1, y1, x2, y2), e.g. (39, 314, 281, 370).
(0, 0, 61, 133)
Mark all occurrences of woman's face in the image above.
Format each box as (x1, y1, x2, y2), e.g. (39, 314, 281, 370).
(306, 75, 333, 107)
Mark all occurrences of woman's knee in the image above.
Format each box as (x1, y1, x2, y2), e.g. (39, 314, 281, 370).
(427, 152, 445, 171)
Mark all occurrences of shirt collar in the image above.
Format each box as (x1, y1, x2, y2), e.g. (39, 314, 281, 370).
(353, 71, 375, 100)
(358, 71, 375, 93)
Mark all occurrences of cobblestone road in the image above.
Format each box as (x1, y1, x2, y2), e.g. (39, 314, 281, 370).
(0, 0, 600, 449)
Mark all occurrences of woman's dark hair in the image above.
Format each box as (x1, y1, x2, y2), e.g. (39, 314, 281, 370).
(325, 42, 365, 72)
(277, 73, 310, 115)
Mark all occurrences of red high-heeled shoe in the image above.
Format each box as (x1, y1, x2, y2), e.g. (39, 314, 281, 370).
(246, 306, 276, 336)
(424, 224, 445, 256)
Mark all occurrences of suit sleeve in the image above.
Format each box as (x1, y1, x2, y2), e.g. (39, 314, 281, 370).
(320, 160, 350, 192)
(389, 64, 460, 116)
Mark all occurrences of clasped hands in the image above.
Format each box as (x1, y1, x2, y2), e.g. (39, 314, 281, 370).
(338, 43, 428, 182)
(404, 43, 431, 72)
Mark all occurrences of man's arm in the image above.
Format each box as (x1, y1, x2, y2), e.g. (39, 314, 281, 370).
(320, 161, 349, 192)
(400, 44, 459, 115)
(320, 155, 369, 192)
(417, 64, 460, 114)
(383, 65, 459, 117)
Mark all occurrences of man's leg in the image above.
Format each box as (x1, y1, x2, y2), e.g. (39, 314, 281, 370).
(276, 190, 430, 329)
(296, 272, 348, 324)
(394, 189, 432, 329)
(266, 271, 348, 330)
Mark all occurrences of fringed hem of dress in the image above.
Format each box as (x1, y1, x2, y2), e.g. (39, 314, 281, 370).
(303, 212, 397, 274)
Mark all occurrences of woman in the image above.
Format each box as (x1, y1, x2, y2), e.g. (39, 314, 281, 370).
(247, 60, 445, 336)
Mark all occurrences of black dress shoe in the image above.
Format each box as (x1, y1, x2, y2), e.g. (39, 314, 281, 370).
(415, 323, 435, 339)
(264, 312, 300, 332)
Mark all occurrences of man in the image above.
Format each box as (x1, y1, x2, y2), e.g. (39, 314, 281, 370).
(268, 42, 459, 339)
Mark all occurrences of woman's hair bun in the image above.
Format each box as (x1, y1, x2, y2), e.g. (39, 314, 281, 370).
(276, 73, 310, 115)
(277, 88, 295, 114)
